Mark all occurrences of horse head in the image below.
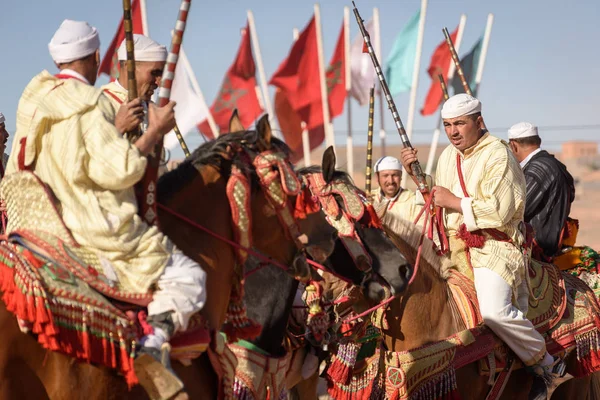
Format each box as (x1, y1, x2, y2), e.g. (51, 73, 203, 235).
(298, 147, 412, 303)
(224, 112, 337, 275)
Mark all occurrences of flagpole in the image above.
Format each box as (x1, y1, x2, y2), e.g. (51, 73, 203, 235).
(247, 10, 279, 138)
(401, 0, 428, 189)
(344, 6, 354, 179)
(178, 44, 219, 138)
(425, 14, 467, 176)
(373, 7, 385, 156)
(140, 0, 149, 35)
(314, 3, 335, 152)
(474, 13, 494, 95)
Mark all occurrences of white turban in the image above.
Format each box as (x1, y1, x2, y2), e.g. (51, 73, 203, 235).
(441, 93, 482, 119)
(375, 156, 402, 172)
(48, 20, 100, 63)
(0, 113, 4, 125)
(508, 122, 539, 140)
(117, 34, 167, 62)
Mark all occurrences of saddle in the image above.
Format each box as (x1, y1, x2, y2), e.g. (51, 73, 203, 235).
(331, 262, 600, 400)
(0, 171, 211, 385)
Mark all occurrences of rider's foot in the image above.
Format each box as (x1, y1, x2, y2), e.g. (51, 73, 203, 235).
(528, 356, 572, 400)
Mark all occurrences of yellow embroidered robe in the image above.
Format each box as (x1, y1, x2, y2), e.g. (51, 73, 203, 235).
(435, 132, 527, 289)
(6, 70, 172, 293)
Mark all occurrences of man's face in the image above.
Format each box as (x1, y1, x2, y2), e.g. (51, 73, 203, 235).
(136, 61, 165, 101)
(0, 123, 9, 155)
(443, 115, 483, 152)
(377, 169, 401, 198)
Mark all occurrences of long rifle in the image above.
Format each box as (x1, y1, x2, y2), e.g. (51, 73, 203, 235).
(443, 27, 472, 96)
(438, 73, 450, 101)
(352, 1, 428, 193)
(122, 0, 141, 140)
(139, 0, 192, 227)
(365, 86, 375, 194)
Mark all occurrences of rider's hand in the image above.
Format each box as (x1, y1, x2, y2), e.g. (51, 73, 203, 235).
(399, 148, 419, 175)
(147, 101, 177, 138)
(432, 186, 461, 212)
(114, 98, 144, 135)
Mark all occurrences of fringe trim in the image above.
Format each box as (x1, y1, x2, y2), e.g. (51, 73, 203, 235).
(572, 329, 600, 377)
(0, 247, 138, 388)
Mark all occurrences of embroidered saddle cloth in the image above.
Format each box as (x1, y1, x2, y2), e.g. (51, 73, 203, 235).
(0, 171, 211, 383)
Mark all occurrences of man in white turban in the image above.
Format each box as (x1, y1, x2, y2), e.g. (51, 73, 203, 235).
(507, 122, 575, 261)
(370, 156, 424, 225)
(5, 19, 205, 385)
(399, 94, 568, 398)
(102, 34, 168, 113)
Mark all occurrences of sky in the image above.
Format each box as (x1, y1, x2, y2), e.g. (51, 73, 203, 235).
(1, 0, 599, 160)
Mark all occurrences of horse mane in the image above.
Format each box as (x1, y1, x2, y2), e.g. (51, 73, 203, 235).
(157, 130, 290, 200)
(377, 206, 454, 280)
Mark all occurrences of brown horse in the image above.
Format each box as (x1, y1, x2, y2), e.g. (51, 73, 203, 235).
(0, 115, 337, 399)
(375, 210, 600, 399)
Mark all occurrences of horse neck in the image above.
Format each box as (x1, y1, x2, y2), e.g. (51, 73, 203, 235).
(382, 258, 459, 352)
(243, 262, 299, 356)
(158, 164, 236, 330)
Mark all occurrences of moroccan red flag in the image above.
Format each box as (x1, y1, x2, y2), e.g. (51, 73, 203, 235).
(274, 89, 325, 163)
(327, 22, 347, 120)
(98, 0, 146, 81)
(270, 16, 322, 122)
(198, 24, 264, 138)
(420, 25, 459, 116)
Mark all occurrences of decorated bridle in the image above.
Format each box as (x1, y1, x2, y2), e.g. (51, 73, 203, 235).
(224, 142, 322, 275)
(300, 172, 384, 286)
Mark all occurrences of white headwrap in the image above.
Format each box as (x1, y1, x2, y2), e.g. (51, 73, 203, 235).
(0, 113, 4, 125)
(375, 156, 402, 172)
(48, 20, 100, 64)
(441, 93, 482, 119)
(508, 122, 539, 140)
(117, 34, 168, 62)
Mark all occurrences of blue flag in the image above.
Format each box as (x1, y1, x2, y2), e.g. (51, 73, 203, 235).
(384, 10, 421, 96)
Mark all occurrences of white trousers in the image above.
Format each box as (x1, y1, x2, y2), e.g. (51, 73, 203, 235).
(147, 252, 207, 333)
(473, 267, 546, 366)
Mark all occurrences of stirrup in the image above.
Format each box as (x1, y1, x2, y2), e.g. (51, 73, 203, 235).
(135, 343, 185, 400)
(527, 357, 572, 400)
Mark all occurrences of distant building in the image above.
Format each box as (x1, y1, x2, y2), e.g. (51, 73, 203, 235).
(562, 141, 598, 160)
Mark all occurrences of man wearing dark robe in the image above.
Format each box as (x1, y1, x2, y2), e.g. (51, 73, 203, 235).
(507, 122, 575, 259)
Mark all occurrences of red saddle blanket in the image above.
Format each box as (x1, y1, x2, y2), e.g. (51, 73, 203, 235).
(0, 237, 211, 387)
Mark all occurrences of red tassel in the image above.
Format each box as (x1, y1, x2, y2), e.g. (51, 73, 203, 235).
(362, 204, 383, 230)
(456, 223, 486, 248)
(26, 294, 36, 322)
(294, 188, 321, 220)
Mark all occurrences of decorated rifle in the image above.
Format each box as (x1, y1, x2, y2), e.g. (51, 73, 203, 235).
(443, 27, 472, 96)
(352, 1, 428, 193)
(122, 0, 141, 141)
(438, 73, 450, 101)
(365, 86, 375, 194)
(139, 0, 192, 226)
(173, 125, 191, 158)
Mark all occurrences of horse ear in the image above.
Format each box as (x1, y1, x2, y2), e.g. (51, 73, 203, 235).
(229, 109, 245, 133)
(256, 114, 272, 150)
(322, 146, 336, 184)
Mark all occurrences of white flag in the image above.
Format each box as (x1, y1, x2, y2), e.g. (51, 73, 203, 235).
(164, 46, 212, 151)
(350, 19, 378, 106)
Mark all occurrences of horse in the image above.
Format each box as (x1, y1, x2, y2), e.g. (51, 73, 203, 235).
(366, 210, 600, 399)
(233, 147, 412, 399)
(0, 114, 338, 399)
